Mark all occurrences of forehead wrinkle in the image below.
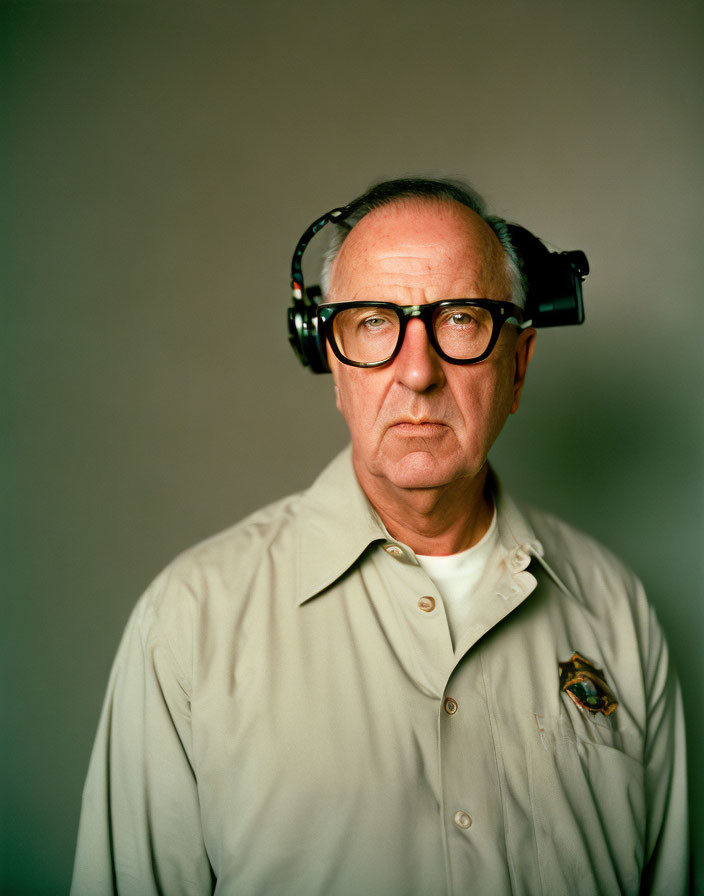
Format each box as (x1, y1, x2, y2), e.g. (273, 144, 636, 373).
(373, 245, 460, 274)
(352, 243, 484, 282)
(330, 198, 510, 299)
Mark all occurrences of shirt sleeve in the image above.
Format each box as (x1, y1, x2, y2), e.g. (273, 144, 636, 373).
(70, 571, 213, 896)
(640, 598, 689, 896)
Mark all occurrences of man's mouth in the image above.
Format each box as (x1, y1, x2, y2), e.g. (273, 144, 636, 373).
(389, 420, 448, 436)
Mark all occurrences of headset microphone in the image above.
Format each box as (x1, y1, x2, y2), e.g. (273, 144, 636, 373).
(288, 205, 589, 372)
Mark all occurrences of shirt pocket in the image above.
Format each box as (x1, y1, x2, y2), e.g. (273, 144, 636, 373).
(527, 704, 646, 896)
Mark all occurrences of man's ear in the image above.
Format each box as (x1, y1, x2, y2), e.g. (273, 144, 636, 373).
(511, 328, 537, 414)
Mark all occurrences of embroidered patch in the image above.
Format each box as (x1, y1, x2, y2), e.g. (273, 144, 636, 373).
(558, 652, 618, 716)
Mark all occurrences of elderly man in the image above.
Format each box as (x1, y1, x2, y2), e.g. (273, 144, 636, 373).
(72, 178, 688, 895)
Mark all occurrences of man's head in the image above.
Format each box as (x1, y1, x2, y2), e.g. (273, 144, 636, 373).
(324, 186, 537, 501)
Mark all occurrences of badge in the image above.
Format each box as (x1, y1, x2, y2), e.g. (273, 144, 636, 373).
(558, 652, 618, 716)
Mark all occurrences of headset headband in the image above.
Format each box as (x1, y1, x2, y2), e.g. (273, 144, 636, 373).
(288, 203, 589, 372)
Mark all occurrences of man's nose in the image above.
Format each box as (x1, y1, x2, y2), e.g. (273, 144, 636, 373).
(393, 318, 446, 392)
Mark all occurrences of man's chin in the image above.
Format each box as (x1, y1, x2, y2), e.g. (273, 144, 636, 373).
(379, 451, 460, 491)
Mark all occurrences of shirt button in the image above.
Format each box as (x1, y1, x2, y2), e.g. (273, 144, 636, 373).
(384, 544, 403, 557)
(418, 596, 435, 613)
(443, 697, 458, 715)
(453, 810, 472, 830)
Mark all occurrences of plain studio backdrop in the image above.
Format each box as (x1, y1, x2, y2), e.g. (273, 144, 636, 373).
(2, 1, 702, 892)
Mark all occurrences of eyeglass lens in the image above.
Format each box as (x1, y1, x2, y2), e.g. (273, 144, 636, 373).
(331, 304, 494, 364)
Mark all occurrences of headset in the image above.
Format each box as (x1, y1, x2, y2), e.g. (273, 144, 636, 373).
(288, 203, 589, 373)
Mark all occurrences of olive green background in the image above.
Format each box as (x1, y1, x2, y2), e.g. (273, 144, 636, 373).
(3, 1, 703, 892)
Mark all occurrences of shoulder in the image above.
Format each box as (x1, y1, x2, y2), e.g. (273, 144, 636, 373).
(126, 490, 307, 653)
(494, 472, 644, 609)
(517, 501, 662, 669)
(126, 447, 364, 651)
(171, 490, 305, 586)
(523, 502, 640, 596)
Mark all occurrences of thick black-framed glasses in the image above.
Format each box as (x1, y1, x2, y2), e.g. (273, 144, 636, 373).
(317, 299, 530, 368)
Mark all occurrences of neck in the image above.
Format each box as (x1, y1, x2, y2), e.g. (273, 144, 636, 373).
(356, 461, 494, 556)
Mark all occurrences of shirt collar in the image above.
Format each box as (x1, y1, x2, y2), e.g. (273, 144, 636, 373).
(488, 467, 544, 560)
(295, 446, 386, 605)
(294, 447, 545, 605)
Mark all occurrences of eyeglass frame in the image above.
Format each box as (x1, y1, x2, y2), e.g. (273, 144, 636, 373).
(316, 298, 532, 368)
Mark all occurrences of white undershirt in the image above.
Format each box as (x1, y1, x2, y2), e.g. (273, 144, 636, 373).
(416, 510, 499, 649)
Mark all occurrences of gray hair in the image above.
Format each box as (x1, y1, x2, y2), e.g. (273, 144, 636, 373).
(319, 176, 525, 308)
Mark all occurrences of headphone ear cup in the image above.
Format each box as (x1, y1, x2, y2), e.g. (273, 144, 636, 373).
(287, 295, 329, 372)
(289, 207, 349, 374)
(287, 295, 307, 366)
(507, 224, 586, 327)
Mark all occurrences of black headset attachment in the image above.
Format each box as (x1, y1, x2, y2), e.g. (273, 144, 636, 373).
(288, 206, 589, 373)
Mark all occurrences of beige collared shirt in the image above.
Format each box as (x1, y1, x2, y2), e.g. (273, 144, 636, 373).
(71, 447, 688, 895)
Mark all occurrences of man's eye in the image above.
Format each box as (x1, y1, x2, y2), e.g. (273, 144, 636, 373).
(442, 311, 477, 327)
(361, 315, 391, 330)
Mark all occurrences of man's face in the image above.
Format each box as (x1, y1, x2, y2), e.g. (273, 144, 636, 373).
(327, 199, 536, 495)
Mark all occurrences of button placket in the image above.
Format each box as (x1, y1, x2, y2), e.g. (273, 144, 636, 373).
(369, 541, 454, 695)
